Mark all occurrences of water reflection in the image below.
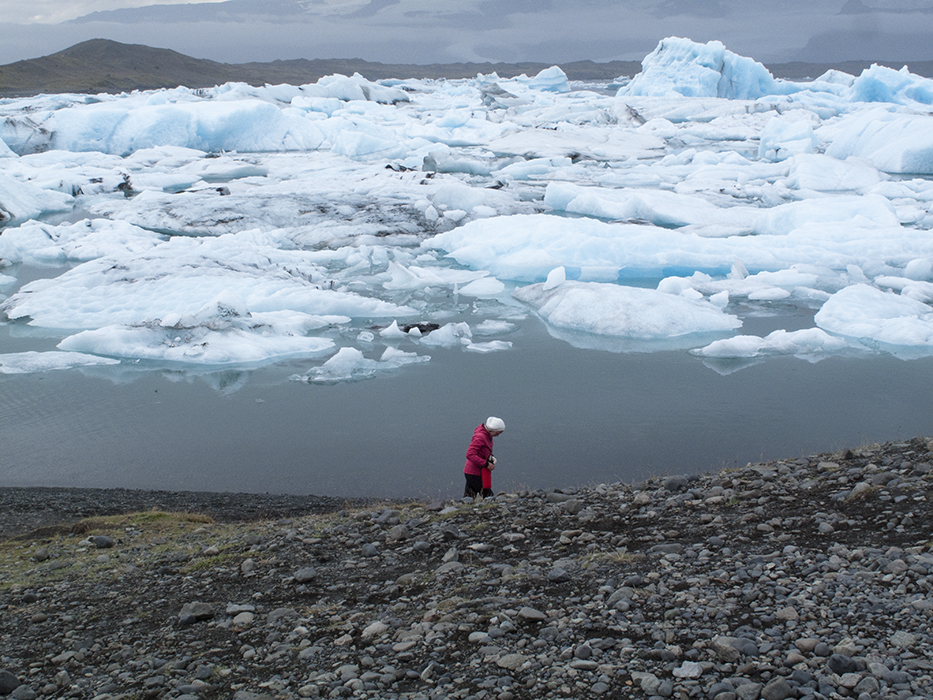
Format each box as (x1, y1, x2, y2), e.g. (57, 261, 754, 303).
(2, 314, 933, 501)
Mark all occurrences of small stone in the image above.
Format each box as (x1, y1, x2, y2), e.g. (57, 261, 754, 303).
(10, 686, 36, 700)
(226, 603, 255, 614)
(233, 612, 255, 626)
(761, 677, 793, 700)
(92, 536, 114, 549)
(563, 499, 585, 514)
(32, 548, 49, 562)
(736, 682, 763, 700)
(839, 672, 861, 689)
(179, 602, 214, 624)
(361, 621, 389, 640)
(294, 567, 317, 583)
(827, 654, 860, 675)
(50, 652, 75, 666)
(794, 638, 820, 653)
(518, 607, 547, 622)
(0, 669, 21, 694)
(547, 567, 571, 583)
(267, 607, 298, 624)
(890, 630, 916, 648)
(663, 475, 690, 492)
(672, 661, 703, 678)
(387, 524, 409, 542)
(496, 653, 525, 670)
(631, 672, 660, 694)
(545, 491, 574, 503)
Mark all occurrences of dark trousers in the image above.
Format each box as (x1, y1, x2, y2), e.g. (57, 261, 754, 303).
(464, 473, 493, 498)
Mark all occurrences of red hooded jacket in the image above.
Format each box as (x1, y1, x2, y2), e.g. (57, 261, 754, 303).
(463, 424, 494, 477)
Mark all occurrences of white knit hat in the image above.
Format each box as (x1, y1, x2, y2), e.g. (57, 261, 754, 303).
(485, 416, 505, 432)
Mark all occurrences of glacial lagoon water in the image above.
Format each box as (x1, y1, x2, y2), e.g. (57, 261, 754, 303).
(3, 304, 932, 501)
(5, 48, 933, 500)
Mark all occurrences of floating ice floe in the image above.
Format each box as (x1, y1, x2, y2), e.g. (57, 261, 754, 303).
(58, 324, 335, 365)
(815, 284, 933, 347)
(0, 218, 164, 264)
(291, 346, 429, 383)
(692, 328, 853, 360)
(1, 232, 412, 329)
(0, 350, 121, 374)
(824, 109, 933, 174)
(0, 172, 73, 223)
(513, 275, 741, 339)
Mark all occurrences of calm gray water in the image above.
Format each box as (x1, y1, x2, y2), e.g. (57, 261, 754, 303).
(2, 309, 932, 500)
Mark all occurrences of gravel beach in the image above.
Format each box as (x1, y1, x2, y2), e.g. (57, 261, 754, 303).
(1, 437, 932, 700)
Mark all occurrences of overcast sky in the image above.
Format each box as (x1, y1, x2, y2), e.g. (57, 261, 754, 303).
(2, 0, 933, 67)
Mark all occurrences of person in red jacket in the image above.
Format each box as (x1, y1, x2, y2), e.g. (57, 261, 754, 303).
(463, 416, 505, 498)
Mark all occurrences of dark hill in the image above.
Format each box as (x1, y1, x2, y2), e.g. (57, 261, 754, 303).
(0, 39, 642, 96)
(1, 39, 931, 96)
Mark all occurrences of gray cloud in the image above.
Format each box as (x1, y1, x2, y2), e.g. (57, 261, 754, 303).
(1, 0, 933, 66)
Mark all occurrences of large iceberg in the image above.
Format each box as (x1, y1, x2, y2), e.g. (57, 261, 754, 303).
(620, 36, 933, 107)
(620, 37, 784, 99)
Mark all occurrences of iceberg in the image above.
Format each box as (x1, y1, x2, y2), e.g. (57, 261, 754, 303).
(292, 346, 429, 383)
(825, 109, 933, 174)
(0, 172, 73, 223)
(849, 64, 933, 106)
(620, 37, 785, 100)
(692, 328, 852, 359)
(58, 323, 335, 365)
(0, 219, 163, 264)
(0, 350, 120, 374)
(620, 36, 933, 108)
(1, 232, 413, 329)
(513, 279, 741, 339)
(758, 118, 818, 162)
(815, 284, 933, 347)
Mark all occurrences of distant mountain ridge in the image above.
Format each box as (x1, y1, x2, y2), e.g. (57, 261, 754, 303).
(0, 39, 644, 96)
(0, 39, 931, 97)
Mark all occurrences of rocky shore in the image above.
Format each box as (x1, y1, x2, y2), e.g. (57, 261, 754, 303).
(1, 438, 932, 700)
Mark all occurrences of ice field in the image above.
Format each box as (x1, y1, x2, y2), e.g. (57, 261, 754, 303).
(3, 37, 933, 496)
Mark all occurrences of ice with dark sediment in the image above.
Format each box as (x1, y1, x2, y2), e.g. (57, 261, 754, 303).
(4, 38, 933, 378)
